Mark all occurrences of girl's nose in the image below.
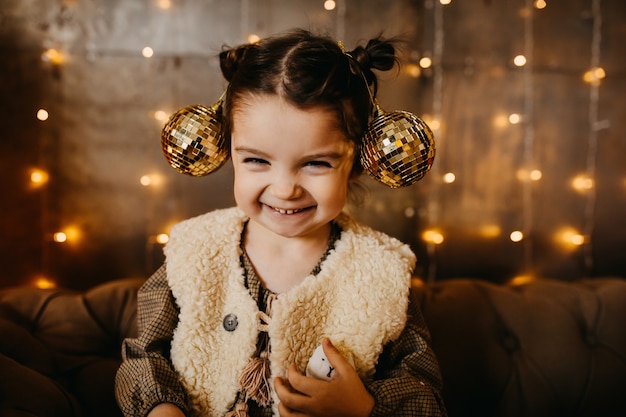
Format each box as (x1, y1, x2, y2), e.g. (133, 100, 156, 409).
(270, 177, 303, 200)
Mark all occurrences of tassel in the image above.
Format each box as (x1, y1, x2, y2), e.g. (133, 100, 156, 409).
(224, 402, 249, 417)
(239, 354, 272, 407)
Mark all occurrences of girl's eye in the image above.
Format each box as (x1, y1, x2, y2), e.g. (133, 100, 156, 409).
(243, 157, 269, 165)
(305, 160, 332, 168)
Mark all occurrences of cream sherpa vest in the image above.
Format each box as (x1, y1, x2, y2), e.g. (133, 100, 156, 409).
(165, 207, 416, 417)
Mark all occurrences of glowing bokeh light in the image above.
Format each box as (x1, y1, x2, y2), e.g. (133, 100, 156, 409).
(419, 57, 432, 69)
(571, 175, 594, 192)
(324, 0, 336, 10)
(156, 233, 170, 244)
(405, 63, 421, 78)
(422, 229, 445, 245)
(54, 232, 67, 243)
(37, 109, 49, 121)
(34, 276, 57, 289)
(30, 169, 49, 186)
(508, 113, 521, 124)
(443, 172, 456, 183)
(42, 49, 64, 65)
(154, 110, 168, 122)
(555, 227, 585, 250)
(142, 46, 154, 58)
(510, 230, 524, 242)
(480, 225, 501, 238)
(157, 0, 171, 9)
(513, 55, 527, 66)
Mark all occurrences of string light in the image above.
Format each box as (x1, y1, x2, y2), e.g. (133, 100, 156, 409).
(422, 229, 445, 245)
(443, 172, 455, 183)
(33, 276, 57, 289)
(142, 46, 154, 58)
(423, 0, 445, 282)
(493, 114, 509, 128)
(419, 56, 433, 69)
(156, 0, 171, 9)
(571, 174, 594, 192)
(53, 232, 67, 243)
(428, 119, 441, 131)
(247, 34, 260, 43)
(155, 233, 169, 244)
(41, 48, 64, 65)
(479, 225, 501, 238)
(520, 0, 536, 273)
(153, 110, 168, 122)
(529, 169, 542, 181)
(583, 66, 606, 85)
(405, 63, 421, 78)
(140, 175, 152, 186)
(555, 227, 585, 250)
(324, 0, 336, 10)
(513, 54, 527, 66)
(534, 0, 547, 9)
(140, 174, 164, 187)
(53, 226, 81, 244)
(581, 0, 604, 273)
(510, 230, 524, 242)
(37, 109, 49, 121)
(516, 169, 542, 182)
(30, 169, 49, 189)
(510, 274, 534, 285)
(508, 113, 522, 124)
(404, 207, 416, 218)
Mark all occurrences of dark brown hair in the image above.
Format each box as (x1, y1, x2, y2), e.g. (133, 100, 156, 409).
(219, 29, 399, 176)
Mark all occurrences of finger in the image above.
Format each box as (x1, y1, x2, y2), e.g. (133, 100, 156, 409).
(277, 399, 304, 417)
(274, 376, 290, 399)
(276, 372, 313, 413)
(287, 363, 325, 397)
(321, 338, 351, 375)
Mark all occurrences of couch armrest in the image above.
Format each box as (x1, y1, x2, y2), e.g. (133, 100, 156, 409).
(0, 278, 145, 417)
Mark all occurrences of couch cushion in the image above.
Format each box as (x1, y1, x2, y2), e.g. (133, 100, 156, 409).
(412, 278, 626, 417)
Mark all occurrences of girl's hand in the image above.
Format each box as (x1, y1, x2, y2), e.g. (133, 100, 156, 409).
(274, 338, 374, 417)
(147, 403, 186, 417)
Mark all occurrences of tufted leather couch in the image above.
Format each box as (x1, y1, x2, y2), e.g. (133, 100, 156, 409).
(1, 276, 625, 417)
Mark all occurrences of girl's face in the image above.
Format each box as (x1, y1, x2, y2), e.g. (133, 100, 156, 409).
(231, 94, 356, 241)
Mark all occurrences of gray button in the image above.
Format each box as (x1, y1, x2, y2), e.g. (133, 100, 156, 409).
(223, 314, 238, 331)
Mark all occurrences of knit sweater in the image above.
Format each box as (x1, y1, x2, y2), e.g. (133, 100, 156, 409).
(165, 207, 416, 416)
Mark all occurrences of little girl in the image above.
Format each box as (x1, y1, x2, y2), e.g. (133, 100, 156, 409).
(115, 29, 446, 417)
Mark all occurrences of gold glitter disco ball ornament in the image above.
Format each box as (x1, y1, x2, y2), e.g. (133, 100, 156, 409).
(361, 104, 436, 188)
(161, 101, 229, 176)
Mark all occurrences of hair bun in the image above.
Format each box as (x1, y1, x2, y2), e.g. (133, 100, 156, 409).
(350, 46, 372, 71)
(348, 36, 398, 91)
(219, 45, 253, 82)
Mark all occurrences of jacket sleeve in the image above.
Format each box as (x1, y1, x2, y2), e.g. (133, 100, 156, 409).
(115, 265, 189, 417)
(366, 297, 448, 417)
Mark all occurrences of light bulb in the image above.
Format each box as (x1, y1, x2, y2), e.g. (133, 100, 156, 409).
(324, 0, 336, 10)
(37, 109, 49, 121)
(142, 46, 154, 58)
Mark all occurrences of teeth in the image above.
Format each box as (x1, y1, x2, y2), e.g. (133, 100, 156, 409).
(275, 207, 303, 215)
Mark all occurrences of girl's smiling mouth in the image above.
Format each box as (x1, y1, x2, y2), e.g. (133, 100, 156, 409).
(270, 206, 308, 215)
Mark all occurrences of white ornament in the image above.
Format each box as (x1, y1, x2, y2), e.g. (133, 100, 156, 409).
(305, 344, 355, 381)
